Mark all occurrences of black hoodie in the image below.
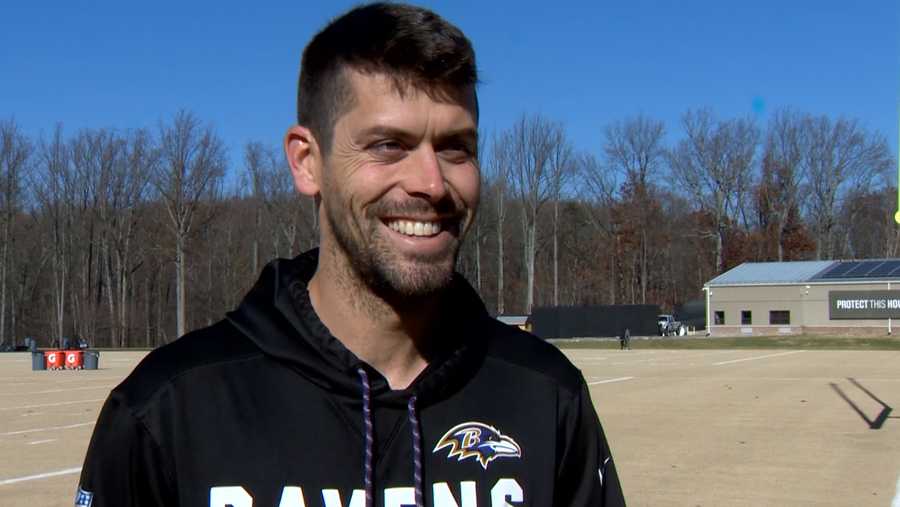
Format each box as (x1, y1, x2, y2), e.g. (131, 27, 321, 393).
(78, 250, 625, 506)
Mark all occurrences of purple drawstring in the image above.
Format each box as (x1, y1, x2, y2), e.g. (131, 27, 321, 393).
(357, 368, 374, 507)
(407, 396, 424, 507)
(357, 368, 425, 507)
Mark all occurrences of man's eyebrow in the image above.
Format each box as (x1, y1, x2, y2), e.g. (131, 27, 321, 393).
(356, 126, 478, 145)
(434, 127, 478, 145)
(356, 125, 417, 141)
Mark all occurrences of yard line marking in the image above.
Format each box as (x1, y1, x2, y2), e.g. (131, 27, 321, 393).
(892, 473, 900, 507)
(1, 421, 94, 436)
(713, 350, 805, 366)
(0, 467, 82, 486)
(27, 439, 57, 445)
(0, 398, 105, 411)
(610, 351, 723, 365)
(0, 385, 113, 396)
(588, 376, 635, 385)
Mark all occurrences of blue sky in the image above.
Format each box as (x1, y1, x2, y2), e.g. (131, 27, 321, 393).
(2, 1, 897, 179)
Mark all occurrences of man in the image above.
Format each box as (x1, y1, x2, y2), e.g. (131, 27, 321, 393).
(78, 4, 625, 506)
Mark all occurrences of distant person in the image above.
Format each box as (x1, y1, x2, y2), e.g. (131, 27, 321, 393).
(624, 328, 631, 350)
(77, 3, 624, 506)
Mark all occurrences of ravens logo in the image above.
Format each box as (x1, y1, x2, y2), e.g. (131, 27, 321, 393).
(433, 422, 522, 469)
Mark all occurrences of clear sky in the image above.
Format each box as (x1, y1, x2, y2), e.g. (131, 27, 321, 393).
(2, 0, 898, 178)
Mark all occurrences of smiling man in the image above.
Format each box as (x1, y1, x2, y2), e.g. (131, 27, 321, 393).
(77, 3, 624, 506)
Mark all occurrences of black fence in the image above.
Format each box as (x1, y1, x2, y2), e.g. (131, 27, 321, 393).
(531, 304, 662, 339)
(675, 299, 706, 331)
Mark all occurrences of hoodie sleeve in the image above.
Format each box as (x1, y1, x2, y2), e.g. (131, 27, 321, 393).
(76, 392, 175, 507)
(554, 379, 626, 506)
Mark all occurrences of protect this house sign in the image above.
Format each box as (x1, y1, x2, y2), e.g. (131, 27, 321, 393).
(829, 290, 900, 319)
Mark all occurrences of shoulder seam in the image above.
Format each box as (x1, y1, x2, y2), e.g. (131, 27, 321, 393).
(483, 354, 584, 398)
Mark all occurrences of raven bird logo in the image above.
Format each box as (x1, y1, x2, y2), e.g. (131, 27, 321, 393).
(434, 422, 522, 469)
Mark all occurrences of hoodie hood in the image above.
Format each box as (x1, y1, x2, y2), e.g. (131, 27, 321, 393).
(226, 248, 488, 408)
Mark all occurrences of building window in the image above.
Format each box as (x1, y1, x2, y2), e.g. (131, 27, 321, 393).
(770, 310, 790, 325)
(741, 311, 752, 325)
(714, 311, 725, 325)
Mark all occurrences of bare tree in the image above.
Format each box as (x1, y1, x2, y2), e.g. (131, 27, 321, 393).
(603, 115, 666, 303)
(485, 131, 513, 315)
(669, 110, 759, 273)
(800, 115, 892, 259)
(548, 132, 574, 307)
(0, 119, 31, 346)
(153, 111, 226, 338)
(506, 114, 564, 312)
(757, 109, 805, 261)
(578, 152, 617, 303)
(34, 125, 73, 342)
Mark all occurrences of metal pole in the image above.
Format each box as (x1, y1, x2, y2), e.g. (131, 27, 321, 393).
(704, 286, 711, 336)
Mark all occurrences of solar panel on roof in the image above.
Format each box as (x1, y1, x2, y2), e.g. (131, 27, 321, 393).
(820, 262, 859, 278)
(870, 260, 900, 277)
(843, 262, 879, 277)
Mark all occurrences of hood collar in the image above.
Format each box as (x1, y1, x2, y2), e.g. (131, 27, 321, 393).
(226, 249, 487, 407)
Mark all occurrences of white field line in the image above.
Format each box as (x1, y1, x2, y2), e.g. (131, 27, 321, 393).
(27, 439, 57, 445)
(891, 475, 900, 507)
(713, 350, 805, 366)
(0, 385, 113, 397)
(1, 421, 94, 436)
(610, 350, 729, 366)
(0, 398, 106, 411)
(0, 467, 82, 486)
(892, 473, 900, 507)
(588, 376, 635, 385)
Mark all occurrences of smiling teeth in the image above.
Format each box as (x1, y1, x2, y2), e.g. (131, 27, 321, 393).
(387, 220, 441, 237)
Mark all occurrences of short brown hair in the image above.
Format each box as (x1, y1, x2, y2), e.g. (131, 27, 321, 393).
(297, 2, 478, 153)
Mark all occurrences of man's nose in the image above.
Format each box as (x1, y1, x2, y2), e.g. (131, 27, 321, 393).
(400, 146, 448, 202)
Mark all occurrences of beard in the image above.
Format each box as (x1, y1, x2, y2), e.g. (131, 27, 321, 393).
(323, 194, 467, 299)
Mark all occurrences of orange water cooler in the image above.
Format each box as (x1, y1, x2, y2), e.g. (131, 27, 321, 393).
(64, 350, 84, 369)
(44, 350, 64, 370)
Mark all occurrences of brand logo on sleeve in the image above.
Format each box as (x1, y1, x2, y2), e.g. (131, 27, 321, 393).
(434, 422, 522, 469)
(74, 487, 93, 507)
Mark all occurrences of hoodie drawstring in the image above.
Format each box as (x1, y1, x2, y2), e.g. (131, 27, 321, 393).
(407, 395, 424, 507)
(356, 368, 425, 507)
(357, 368, 374, 507)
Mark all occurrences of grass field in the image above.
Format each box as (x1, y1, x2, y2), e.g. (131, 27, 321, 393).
(1, 347, 899, 506)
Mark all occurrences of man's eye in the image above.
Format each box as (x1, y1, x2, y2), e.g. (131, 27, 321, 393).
(371, 140, 405, 154)
(440, 144, 475, 161)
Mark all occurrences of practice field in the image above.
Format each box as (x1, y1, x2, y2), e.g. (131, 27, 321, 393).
(1, 349, 898, 506)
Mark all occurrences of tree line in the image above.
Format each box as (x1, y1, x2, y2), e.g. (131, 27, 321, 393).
(0, 108, 895, 348)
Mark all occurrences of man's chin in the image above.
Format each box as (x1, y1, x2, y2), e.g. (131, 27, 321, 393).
(370, 258, 456, 299)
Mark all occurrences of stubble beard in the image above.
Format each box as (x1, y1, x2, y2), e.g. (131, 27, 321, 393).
(323, 195, 465, 301)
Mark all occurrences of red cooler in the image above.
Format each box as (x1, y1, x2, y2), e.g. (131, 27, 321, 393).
(44, 350, 64, 370)
(64, 350, 84, 369)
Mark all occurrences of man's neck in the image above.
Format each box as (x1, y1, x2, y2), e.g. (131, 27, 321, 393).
(308, 252, 439, 390)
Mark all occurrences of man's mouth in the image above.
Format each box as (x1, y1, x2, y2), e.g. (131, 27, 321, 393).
(385, 219, 442, 237)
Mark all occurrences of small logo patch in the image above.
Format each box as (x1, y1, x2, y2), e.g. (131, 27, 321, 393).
(74, 487, 93, 507)
(434, 422, 522, 469)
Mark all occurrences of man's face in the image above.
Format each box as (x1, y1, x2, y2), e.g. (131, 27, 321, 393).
(318, 70, 480, 297)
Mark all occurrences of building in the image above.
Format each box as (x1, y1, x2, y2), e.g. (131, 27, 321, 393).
(704, 259, 900, 337)
(496, 315, 532, 332)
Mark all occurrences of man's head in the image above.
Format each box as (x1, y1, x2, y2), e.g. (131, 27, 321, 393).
(296, 2, 478, 155)
(286, 3, 481, 300)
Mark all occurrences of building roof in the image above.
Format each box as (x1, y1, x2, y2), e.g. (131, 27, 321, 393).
(497, 315, 530, 326)
(706, 261, 834, 286)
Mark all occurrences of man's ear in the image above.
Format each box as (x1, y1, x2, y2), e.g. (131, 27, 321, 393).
(284, 125, 321, 197)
